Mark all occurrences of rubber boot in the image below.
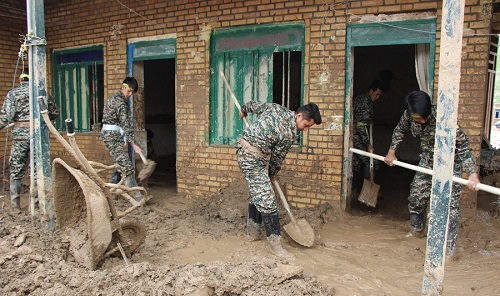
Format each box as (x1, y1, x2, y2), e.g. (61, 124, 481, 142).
(409, 212, 426, 238)
(446, 217, 460, 258)
(10, 179, 21, 209)
(262, 212, 286, 257)
(246, 203, 263, 241)
(110, 171, 122, 184)
(125, 174, 144, 202)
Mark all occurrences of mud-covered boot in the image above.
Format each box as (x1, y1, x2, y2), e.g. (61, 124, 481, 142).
(446, 217, 460, 258)
(246, 203, 263, 241)
(110, 171, 122, 184)
(407, 213, 426, 238)
(262, 212, 286, 257)
(10, 179, 21, 209)
(125, 174, 144, 202)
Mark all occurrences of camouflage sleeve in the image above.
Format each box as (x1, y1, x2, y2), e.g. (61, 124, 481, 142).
(455, 126, 477, 176)
(241, 101, 267, 115)
(118, 102, 135, 144)
(47, 95, 60, 120)
(0, 91, 15, 129)
(389, 110, 412, 151)
(268, 140, 292, 179)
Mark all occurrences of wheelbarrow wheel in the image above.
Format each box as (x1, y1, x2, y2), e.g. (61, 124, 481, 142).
(110, 220, 147, 257)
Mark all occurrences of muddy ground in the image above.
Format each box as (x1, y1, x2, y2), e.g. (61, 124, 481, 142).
(1, 173, 500, 295)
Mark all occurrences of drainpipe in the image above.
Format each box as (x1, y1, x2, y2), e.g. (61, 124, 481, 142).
(27, 0, 54, 228)
(422, 0, 465, 294)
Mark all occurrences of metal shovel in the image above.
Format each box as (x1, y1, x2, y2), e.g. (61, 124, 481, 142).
(273, 180, 315, 247)
(219, 70, 315, 247)
(358, 123, 380, 207)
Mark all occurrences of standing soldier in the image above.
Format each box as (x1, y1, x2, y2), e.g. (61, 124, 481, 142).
(384, 90, 480, 257)
(352, 80, 384, 195)
(237, 102, 322, 256)
(101, 77, 143, 201)
(0, 68, 59, 210)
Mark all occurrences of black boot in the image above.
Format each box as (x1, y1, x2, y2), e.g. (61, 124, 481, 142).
(10, 179, 21, 209)
(110, 171, 122, 184)
(125, 174, 144, 202)
(409, 212, 426, 238)
(246, 203, 263, 241)
(446, 217, 460, 258)
(262, 212, 286, 256)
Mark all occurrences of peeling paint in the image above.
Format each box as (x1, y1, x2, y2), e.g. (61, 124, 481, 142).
(199, 24, 212, 43)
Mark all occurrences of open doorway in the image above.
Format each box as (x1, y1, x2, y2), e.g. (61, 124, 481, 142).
(143, 59, 176, 189)
(350, 44, 422, 220)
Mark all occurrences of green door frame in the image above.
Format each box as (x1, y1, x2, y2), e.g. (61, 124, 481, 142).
(342, 18, 437, 209)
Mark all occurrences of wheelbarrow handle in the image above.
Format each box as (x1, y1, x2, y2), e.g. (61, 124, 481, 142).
(350, 148, 500, 196)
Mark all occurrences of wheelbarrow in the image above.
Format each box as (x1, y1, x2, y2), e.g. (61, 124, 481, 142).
(39, 98, 147, 270)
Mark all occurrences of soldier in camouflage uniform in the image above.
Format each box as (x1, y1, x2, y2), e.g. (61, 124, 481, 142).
(384, 90, 480, 257)
(236, 102, 322, 256)
(101, 77, 143, 201)
(352, 80, 383, 192)
(0, 69, 60, 209)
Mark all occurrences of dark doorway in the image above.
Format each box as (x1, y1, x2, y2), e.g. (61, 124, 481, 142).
(144, 58, 176, 188)
(351, 44, 421, 219)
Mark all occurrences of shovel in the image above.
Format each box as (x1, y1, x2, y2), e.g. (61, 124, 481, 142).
(357, 123, 380, 207)
(219, 70, 315, 247)
(136, 150, 156, 182)
(273, 180, 315, 247)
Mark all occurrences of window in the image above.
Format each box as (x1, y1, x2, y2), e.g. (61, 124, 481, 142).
(209, 23, 305, 145)
(52, 46, 104, 132)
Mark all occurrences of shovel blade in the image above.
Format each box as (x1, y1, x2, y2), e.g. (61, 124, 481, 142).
(358, 179, 380, 208)
(283, 218, 315, 247)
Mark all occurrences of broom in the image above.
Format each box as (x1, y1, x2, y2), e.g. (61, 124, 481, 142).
(137, 151, 156, 182)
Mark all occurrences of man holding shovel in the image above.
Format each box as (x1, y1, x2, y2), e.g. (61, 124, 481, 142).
(236, 101, 321, 256)
(384, 90, 480, 257)
(352, 80, 384, 196)
(101, 77, 144, 202)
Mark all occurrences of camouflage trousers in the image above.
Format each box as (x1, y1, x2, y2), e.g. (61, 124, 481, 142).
(237, 148, 278, 214)
(352, 131, 379, 173)
(103, 138, 134, 176)
(409, 154, 462, 223)
(9, 138, 30, 181)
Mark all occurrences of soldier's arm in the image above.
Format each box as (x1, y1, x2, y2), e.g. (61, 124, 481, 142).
(117, 102, 135, 144)
(241, 101, 267, 116)
(389, 110, 411, 152)
(0, 92, 15, 129)
(268, 140, 292, 180)
(455, 126, 477, 176)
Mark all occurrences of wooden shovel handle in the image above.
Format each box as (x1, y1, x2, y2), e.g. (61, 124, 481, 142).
(219, 70, 250, 127)
(273, 180, 298, 225)
(137, 151, 148, 165)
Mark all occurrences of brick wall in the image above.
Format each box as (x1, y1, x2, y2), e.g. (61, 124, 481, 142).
(0, 1, 491, 213)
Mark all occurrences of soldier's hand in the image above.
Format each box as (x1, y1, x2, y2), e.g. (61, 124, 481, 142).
(132, 143, 142, 154)
(467, 173, 480, 191)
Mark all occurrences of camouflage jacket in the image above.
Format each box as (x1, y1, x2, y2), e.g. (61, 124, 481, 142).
(0, 81, 59, 140)
(353, 93, 374, 148)
(101, 90, 135, 144)
(389, 105, 476, 175)
(239, 102, 297, 179)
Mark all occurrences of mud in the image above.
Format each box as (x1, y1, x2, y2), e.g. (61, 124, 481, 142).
(1, 176, 500, 295)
